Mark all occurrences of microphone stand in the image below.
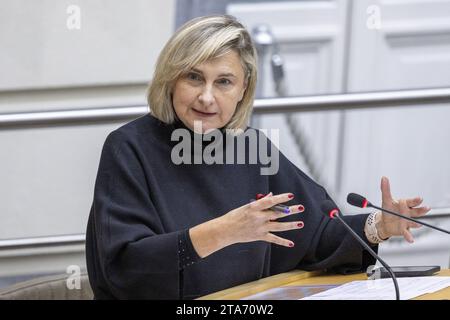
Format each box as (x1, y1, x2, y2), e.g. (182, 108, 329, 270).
(334, 213, 400, 300)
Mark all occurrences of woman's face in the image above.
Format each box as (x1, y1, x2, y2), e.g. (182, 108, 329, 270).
(172, 50, 248, 133)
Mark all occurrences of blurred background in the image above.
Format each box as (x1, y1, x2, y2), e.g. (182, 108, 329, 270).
(1, 0, 449, 291)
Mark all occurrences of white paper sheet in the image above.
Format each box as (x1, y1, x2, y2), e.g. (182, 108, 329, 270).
(300, 276, 450, 300)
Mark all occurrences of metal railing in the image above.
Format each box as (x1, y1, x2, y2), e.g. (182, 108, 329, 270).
(0, 105, 149, 128)
(1, 87, 450, 128)
(253, 87, 450, 113)
(1, 87, 450, 250)
(0, 234, 85, 250)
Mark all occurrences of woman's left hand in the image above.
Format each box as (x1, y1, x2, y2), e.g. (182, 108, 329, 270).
(377, 176, 431, 243)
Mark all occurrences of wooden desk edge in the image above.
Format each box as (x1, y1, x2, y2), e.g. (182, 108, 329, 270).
(198, 269, 450, 300)
(197, 270, 321, 300)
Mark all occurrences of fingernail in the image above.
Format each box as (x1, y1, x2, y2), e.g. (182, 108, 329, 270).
(298, 205, 305, 212)
(297, 222, 304, 228)
(288, 242, 294, 247)
(256, 193, 265, 199)
(288, 194, 294, 199)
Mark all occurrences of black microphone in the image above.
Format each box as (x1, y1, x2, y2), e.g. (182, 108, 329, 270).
(347, 193, 450, 235)
(320, 200, 400, 300)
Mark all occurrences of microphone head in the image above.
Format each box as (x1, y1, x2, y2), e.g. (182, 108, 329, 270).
(320, 200, 340, 219)
(347, 193, 370, 208)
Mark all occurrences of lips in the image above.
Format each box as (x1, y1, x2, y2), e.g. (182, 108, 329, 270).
(192, 108, 217, 116)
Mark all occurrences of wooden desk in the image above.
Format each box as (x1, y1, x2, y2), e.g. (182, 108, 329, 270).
(198, 269, 450, 300)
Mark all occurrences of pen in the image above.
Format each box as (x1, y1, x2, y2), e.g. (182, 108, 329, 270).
(250, 199, 291, 214)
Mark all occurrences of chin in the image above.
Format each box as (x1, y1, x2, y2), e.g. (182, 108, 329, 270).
(189, 119, 222, 133)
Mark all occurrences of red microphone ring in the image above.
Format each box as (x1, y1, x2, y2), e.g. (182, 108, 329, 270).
(362, 199, 368, 208)
(330, 209, 339, 219)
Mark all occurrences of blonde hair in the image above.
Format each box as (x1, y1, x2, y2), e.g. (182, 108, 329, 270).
(147, 15, 258, 130)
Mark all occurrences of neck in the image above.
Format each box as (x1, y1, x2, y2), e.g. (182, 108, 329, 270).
(173, 118, 226, 135)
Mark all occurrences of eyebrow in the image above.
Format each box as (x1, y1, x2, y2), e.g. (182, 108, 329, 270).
(191, 68, 237, 78)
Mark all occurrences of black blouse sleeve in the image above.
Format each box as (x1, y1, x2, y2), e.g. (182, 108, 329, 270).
(178, 229, 202, 269)
(89, 131, 200, 299)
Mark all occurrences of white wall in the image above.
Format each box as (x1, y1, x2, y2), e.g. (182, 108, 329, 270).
(0, 0, 175, 114)
(0, 0, 174, 90)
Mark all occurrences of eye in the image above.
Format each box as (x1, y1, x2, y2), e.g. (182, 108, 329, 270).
(217, 78, 232, 85)
(186, 72, 201, 81)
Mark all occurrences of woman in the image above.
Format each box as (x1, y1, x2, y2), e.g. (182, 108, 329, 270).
(86, 15, 430, 299)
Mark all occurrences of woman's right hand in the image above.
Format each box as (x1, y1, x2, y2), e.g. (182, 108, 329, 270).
(220, 192, 305, 248)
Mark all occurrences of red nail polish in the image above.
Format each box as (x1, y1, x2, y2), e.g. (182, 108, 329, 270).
(256, 193, 265, 200)
(288, 242, 294, 247)
(298, 205, 305, 212)
(297, 222, 304, 228)
(288, 194, 294, 199)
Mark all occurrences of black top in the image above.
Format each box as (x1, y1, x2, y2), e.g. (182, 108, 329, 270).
(86, 114, 376, 299)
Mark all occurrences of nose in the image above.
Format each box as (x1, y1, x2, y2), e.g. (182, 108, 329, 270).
(198, 84, 215, 107)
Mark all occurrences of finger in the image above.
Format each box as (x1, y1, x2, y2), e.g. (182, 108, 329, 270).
(269, 211, 300, 221)
(250, 192, 294, 211)
(247, 192, 272, 208)
(403, 228, 414, 243)
(290, 204, 305, 213)
(264, 233, 295, 248)
(268, 204, 305, 220)
(409, 221, 422, 229)
(406, 196, 423, 208)
(381, 176, 393, 204)
(410, 206, 431, 217)
(268, 221, 304, 232)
